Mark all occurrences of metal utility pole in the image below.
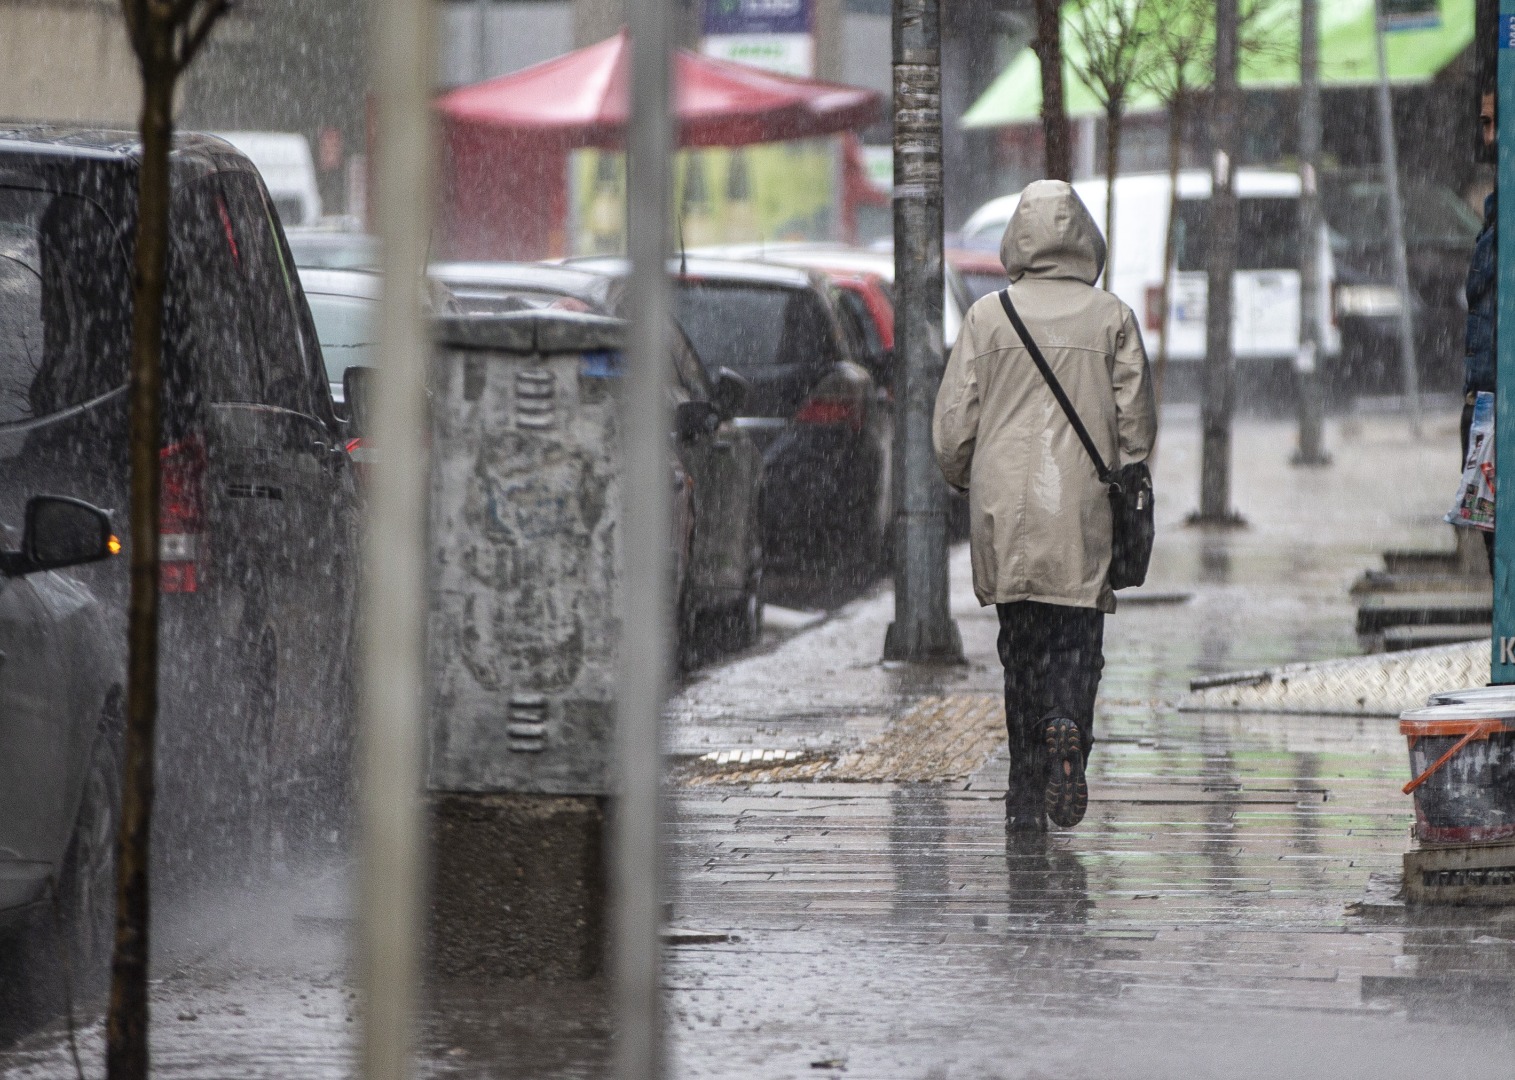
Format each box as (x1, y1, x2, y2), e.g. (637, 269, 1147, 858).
(1371, 0, 1422, 436)
(1196, 0, 1242, 524)
(1033, 0, 1072, 181)
(885, 0, 963, 663)
(1292, 0, 1329, 466)
(359, 0, 434, 1076)
(475, 0, 490, 82)
(616, 4, 674, 1080)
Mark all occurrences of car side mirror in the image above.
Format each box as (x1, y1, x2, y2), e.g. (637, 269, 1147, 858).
(1, 496, 118, 577)
(675, 399, 720, 442)
(343, 366, 372, 436)
(711, 367, 749, 420)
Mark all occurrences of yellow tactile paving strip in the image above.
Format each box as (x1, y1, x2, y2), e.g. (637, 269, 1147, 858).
(682, 692, 1005, 785)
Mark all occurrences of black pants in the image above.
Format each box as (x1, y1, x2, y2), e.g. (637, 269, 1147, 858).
(1460, 397, 1496, 575)
(996, 601, 1104, 814)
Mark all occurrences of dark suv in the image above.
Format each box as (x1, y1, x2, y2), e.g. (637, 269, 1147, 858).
(570, 256, 891, 574)
(0, 129, 357, 887)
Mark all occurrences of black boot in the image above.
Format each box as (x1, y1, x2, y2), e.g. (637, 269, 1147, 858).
(1043, 716, 1088, 828)
(1005, 786, 1046, 833)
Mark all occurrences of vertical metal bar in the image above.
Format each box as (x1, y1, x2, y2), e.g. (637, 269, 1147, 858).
(476, 0, 491, 82)
(1198, 0, 1239, 522)
(359, 0, 434, 1075)
(1292, 0, 1329, 466)
(1372, 0, 1422, 436)
(1491, 1, 1515, 683)
(615, 0, 673, 1077)
(884, 0, 962, 664)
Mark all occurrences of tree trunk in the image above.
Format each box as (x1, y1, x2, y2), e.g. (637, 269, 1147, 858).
(1154, 90, 1185, 409)
(1034, 0, 1071, 181)
(107, 39, 176, 1080)
(1102, 101, 1121, 291)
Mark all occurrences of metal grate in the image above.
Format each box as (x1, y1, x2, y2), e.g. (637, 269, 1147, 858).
(513, 368, 556, 429)
(1181, 640, 1488, 717)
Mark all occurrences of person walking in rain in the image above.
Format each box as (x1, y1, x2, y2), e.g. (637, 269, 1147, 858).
(933, 180, 1156, 832)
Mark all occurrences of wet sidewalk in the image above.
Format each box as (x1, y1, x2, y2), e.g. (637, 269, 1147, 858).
(7, 405, 1515, 1078)
(652, 405, 1514, 1078)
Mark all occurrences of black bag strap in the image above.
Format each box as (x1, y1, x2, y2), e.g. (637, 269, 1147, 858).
(997, 288, 1113, 486)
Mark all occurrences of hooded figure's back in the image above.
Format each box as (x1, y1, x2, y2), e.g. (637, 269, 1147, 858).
(933, 180, 1156, 613)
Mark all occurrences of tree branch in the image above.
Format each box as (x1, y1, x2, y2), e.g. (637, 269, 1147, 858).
(176, 0, 231, 72)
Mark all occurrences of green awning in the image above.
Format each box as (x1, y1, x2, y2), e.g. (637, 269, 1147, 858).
(961, 0, 1473, 129)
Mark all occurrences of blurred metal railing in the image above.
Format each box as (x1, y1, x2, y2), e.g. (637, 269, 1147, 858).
(615, 0, 675, 1077)
(360, 0, 434, 1076)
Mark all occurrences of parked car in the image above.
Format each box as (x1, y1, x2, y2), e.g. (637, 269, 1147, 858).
(430, 260, 626, 316)
(285, 226, 380, 273)
(0, 496, 121, 981)
(946, 246, 1009, 303)
(431, 261, 766, 653)
(823, 269, 895, 389)
(297, 266, 381, 404)
(698, 241, 972, 352)
(0, 129, 358, 894)
(210, 131, 323, 226)
(771, 255, 977, 542)
(570, 254, 892, 574)
(1320, 169, 1481, 392)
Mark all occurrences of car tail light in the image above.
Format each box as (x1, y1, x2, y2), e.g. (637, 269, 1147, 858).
(159, 435, 207, 593)
(1144, 286, 1164, 332)
(794, 396, 866, 431)
(344, 436, 374, 484)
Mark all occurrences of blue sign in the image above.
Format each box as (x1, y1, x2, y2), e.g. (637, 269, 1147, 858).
(579, 350, 625, 379)
(1492, 1, 1515, 681)
(702, 0, 812, 36)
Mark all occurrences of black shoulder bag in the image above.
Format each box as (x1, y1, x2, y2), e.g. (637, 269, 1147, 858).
(997, 289, 1154, 590)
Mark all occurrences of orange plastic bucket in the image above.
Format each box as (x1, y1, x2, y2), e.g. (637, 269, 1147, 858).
(1400, 704, 1515, 844)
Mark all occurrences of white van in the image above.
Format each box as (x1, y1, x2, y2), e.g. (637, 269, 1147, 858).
(210, 131, 323, 227)
(960, 169, 1339, 367)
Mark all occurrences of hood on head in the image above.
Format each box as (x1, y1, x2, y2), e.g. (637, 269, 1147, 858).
(999, 179, 1106, 286)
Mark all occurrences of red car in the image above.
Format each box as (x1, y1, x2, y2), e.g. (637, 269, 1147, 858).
(822, 270, 895, 392)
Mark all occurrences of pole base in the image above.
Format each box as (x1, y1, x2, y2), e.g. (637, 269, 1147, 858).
(429, 792, 605, 980)
(1184, 510, 1249, 529)
(883, 618, 965, 664)
(1290, 450, 1332, 468)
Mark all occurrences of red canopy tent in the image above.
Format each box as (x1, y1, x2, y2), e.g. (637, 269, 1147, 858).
(435, 31, 882, 260)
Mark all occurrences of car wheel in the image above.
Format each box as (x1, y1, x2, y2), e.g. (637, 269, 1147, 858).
(56, 701, 123, 996)
(733, 490, 765, 649)
(237, 623, 280, 869)
(850, 461, 890, 575)
(732, 576, 764, 650)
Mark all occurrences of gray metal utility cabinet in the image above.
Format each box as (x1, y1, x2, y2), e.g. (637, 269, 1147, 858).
(427, 309, 626, 980)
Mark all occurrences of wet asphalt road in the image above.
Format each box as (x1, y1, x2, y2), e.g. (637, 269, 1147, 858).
(7, 405, 1515, 1077)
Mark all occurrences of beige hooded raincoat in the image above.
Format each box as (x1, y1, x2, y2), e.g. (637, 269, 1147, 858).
(933, 180, 1157, 613)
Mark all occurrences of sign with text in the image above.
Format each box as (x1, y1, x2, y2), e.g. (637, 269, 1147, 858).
(701, 34, 814, 77)
(1380, 0, 1441, 32)
(702, 0, 813, 77)
(702, 0, 812, 35)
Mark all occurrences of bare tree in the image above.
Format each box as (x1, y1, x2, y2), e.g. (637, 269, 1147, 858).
(1135, 0, 1285, 405)
(110, 2, 230, 1078)
(1033, 0, 1072, 181)
(1068, 0, 1155, 290)
(1135, 0, 1209, 404)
